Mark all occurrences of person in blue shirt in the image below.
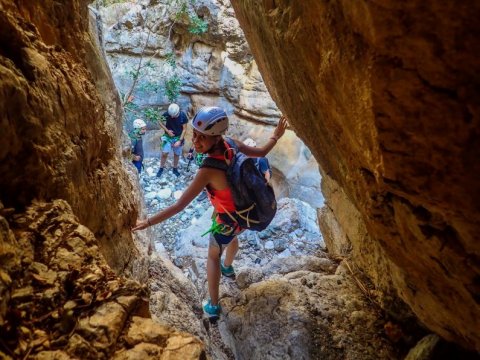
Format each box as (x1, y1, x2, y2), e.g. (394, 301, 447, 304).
(130, 118, 147, 173)
(157, 103, 188, 177)
(244, 138, 272, 182)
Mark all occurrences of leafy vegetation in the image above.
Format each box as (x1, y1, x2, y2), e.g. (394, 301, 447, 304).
(164, 75, 182, 103)
(144, 108, 165, 124)
(188, 14, 208, 34)
(165, 52, 177, 68)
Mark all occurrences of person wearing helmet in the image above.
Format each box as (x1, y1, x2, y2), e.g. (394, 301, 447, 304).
(130, 118, 147, 173)
(157, 103, 189, 178)
(244, 138, 272, 182)
(133, 107, 288, 320)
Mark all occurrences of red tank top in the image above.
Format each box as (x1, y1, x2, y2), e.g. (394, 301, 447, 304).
(206, 154, 236, 213)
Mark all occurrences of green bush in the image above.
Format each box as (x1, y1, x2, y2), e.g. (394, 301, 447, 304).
(188, 14, 208, 34)
(144, 108, 165, 124)
(164, 75, 182, 103)
(166, 52, 177, 69)
(138, 81, 160, 93)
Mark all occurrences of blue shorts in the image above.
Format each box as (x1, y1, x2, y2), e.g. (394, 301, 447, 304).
(132, 160, 142, 173)
(162, 139, 183, 156)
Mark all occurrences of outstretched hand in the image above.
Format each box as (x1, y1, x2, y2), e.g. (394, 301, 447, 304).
(274, 115, 288, 139)
(132, 219, 149, 231)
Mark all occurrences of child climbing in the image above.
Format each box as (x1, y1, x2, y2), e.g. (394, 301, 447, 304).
(132, 106, 288, 320)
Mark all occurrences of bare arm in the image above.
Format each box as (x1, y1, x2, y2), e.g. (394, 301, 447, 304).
(162, 124, 174, 136)
(180, 123, 187, 141)
(175, 123, 187, 146)
(132, 169, 210, 231)
(159, 118, 174, 136)
(236, 116, 288, 157)
(264, 170, 271, 182)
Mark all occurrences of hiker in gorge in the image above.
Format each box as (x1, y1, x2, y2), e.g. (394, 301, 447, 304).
(133, 106, 288, 320)
(156, 103, 188, 178)
(130, 118, 147, 173)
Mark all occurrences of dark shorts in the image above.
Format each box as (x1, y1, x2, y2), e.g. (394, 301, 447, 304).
(208, 218, 244, 251)
(132, 160, 142, 173)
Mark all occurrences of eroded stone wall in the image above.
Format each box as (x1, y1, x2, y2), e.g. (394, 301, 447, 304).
(230, 0, 480, 351)
(0, 200, 204, 359)
(0, 0, 142, 275)
(0, 2, 206, 357)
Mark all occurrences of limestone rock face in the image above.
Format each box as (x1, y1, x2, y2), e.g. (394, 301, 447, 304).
(318, 171, 414, 321)
(0, 0, 143, 276)
(102, 0, 278, 123)
(230, 0, 480, 350)
(221, 260, 397, 359)
(0, 200, 204, 359)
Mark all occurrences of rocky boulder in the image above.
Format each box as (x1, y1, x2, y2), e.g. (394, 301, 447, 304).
(171, 197, 325, 285)
(0, 200, 204, 359)
(221, 260, 397, 360)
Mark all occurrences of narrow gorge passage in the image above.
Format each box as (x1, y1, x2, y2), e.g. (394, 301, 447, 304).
(97, 0, 409, 358)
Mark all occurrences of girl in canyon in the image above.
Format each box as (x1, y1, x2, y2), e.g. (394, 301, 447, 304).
(133, 106, 288, 319)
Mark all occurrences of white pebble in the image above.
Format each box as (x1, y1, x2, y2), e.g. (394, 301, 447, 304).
(173, 190, 183, 200)
(264, 241, 275, 250)
(158, 188, 172, 199)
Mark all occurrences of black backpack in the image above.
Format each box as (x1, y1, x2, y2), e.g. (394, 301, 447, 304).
(200, 138, 277, 231)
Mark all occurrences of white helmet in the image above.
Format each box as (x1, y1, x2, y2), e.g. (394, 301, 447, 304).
(191, 106, 229, 136)
(168, 103, 180, 117)
(133, 118, 147, 129)
(244, 138, 257, 147)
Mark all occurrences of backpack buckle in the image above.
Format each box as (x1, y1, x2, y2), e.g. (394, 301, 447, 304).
(223, 144, 236, 166)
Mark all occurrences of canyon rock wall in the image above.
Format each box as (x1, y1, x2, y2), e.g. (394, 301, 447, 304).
(230, 0, 480, 351)
(102, 0, 279, 124)
(0, 2, 206, 357)
(0, 0, 144, 276)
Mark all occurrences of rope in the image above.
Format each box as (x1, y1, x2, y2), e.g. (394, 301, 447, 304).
(201, 217, 235, 237)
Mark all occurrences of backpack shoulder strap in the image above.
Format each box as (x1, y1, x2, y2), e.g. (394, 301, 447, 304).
(200, 157, 228, 171)
(224, 137, 238, 151)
